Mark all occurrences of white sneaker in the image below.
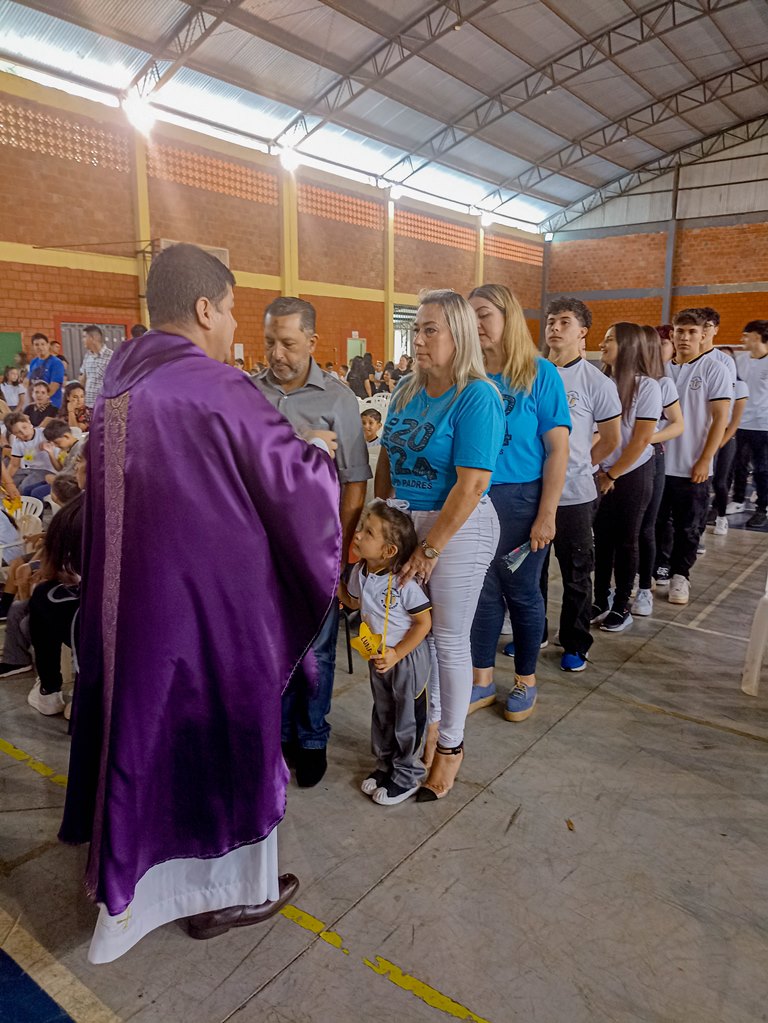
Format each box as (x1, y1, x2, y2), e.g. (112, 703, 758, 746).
(630, 574, 639, 599)
(500, 613, 513, 636)
(713, 517, 728, 536)
(726, 501, 745, 515)
(631, 589, 653, 616)
(668, 575, 690, 605)
(27, 679, 65, 716)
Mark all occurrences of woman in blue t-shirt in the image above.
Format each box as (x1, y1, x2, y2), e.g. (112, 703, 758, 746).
(377, 289, 504, 801)
(468, 285, 570, 723)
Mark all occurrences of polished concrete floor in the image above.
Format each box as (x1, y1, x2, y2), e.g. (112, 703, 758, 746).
(1, 522, 768, 1023)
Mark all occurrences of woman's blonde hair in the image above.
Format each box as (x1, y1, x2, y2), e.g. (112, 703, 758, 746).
(392, 289, 491, 412)
(468, 283, 537, 394)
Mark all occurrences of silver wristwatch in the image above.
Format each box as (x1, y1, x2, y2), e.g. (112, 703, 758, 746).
(420, 540, 440, 559)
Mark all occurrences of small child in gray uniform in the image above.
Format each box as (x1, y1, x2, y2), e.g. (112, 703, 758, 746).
(340, 500, 432, 805)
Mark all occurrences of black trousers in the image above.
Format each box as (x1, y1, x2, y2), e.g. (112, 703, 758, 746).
(541, 499, 598, 658)
(29, 581, 80, 695)
(594, 459, 654, 614)
(712, 439, 737, 517)
(638, 447, 666, 590)
(656, 476, 711, 580)
(732, 429, 768, 512)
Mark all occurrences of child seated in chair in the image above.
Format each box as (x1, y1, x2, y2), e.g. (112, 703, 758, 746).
(338, 500, 432, 806)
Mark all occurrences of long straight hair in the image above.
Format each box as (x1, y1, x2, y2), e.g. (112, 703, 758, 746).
(392, 289, 492, 412)
(602, 322, 648, 421)
(468, 283, 537, 394)
(639, 325, 664, 380)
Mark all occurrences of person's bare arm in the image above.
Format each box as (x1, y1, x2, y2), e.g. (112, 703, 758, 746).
(591, 416, 621, 465)
(7, 456, 20, 479)
(399, 467, 491, 586)
(530, 426, 569, 551)
(692, 401, 730, 483)
(653, 401, 684, 445)
(48, 381, 61, 398)
(374, 446, 393, 499)
(721, 397, 746, 448)
(600, 419, 657, 487)
(338, 579, 360, 609)
(340, 481, 367, 563)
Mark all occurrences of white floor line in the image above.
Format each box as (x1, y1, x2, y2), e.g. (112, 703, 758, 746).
(689, 549, 768, 628)
(662, 620, 748, 643)
(0, 908, 119, 1023)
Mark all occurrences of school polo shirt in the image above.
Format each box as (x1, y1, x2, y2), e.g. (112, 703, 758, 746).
(601, 376, 662, 474)
(28, 355, 65, 409)
(347, 563, 431, 647)
(253, 360, 371, 485)
(664, 354, 732, 477)
(382, 378, 504, 511)
(489, 358, 571, 485)
(554, 357, 621, 506)
(653, 376, 679, 439)
(11, 426, 51, 471)
(710, 347, 737, 385)
(736, 353, 768, 431)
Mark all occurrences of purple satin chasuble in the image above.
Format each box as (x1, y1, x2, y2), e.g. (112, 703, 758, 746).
(59, 331, 341, 915)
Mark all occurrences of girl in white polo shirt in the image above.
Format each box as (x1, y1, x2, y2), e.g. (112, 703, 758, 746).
(593, 323, 662, 632)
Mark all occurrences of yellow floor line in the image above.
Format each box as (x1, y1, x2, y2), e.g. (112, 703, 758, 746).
(1, 739, 495, 1022)
(0, 908, 120, 1023)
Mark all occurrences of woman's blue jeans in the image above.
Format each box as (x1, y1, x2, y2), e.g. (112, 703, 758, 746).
(471, 481, 548, 677)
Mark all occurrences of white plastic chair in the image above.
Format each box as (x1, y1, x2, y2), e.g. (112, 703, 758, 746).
(369, 391, 391, 414)
(16, 496, 44, 520)
(741, 566, 768, 696)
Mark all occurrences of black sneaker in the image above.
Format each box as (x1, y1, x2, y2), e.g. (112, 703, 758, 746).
(361, 769, 390, 796)
(654, 566, 670, 591)
(590, 603, 610, 625)
(295, 747, 327, 788)
(747, 511, 767, 529)
(0, 662, 32, 678)
(372, 778, 420, 805)
(600, 609, 633, 633)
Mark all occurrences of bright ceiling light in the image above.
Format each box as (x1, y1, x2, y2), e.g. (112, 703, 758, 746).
(480, 211, 494, 228)
(122, 92, 156, 135)
(389, 184, 403, 200)
(279, 147, 301, 172)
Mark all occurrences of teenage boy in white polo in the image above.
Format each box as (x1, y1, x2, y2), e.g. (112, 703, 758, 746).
(732, 320, 768, 529)
(656, 309, 731, 604)
(542, 297, 621, 672)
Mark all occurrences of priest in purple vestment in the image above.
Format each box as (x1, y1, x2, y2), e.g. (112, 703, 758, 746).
(59, 243, 342, 961)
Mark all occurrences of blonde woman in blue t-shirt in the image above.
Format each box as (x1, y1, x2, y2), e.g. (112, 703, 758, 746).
(376, 290, 504, 801)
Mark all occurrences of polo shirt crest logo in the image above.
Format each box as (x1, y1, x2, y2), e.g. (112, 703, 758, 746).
(690, 376, 702, 390)
(567, 390, 579, 409)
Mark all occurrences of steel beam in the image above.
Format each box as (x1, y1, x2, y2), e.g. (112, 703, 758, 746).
(485, 57, 768, 212)
(540, 115, 768, 232)
(127, 0, 248, 99)
(380, 0, 746, 185)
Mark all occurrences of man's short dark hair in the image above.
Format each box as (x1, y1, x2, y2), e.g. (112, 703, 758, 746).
(674, 308, 709, 327)
(700, 306, 720, 326)
(130, 323, 147, 338)
(744, 320, 768, 338)
(545, 297, 592, 330)
(4, 411, 28, 434)
(84, 324, 103, 339)
(51, 473, 80, 505)
(146, 243, 236, 327)
(31, 332, 49, 344)
(361, 408, 382, 423)
(264, 296, 316, 335)
(43, 419, 73, 442)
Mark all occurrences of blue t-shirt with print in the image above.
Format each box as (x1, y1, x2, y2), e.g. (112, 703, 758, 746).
(28, 355, 66, 409)
(489, 358, 571, 485)
(382, 378, 504, 511)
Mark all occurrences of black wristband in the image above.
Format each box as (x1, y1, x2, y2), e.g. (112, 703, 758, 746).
(606, 470, 617, 482)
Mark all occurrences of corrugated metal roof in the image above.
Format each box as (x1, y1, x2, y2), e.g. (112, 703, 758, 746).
(34, 0, 189, 44)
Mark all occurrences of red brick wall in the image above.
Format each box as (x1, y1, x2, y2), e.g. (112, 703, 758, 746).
(549, 232, 667, 292)
(394, 209, 476, 295)
(583, 298, 664, 351)
(300, 295, 384, 367)
(0, 262, 139, 349)
(0, 95, 134, 256)
(232, 285, 281, 367)
(298, 182, 385, 289)
(675, 223, 768, 286)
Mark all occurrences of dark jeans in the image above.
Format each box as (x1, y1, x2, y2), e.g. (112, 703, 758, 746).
(638, 447, 666, 590)
(594, 459, 654, 614)
(712, 439, 737, 517)
(471, 481, 548, 677)
(281, 602, 339, 750)
(732, 430, 768, 512)
(541, 499, 598, 659)
(656, 476, 711, 580)
(29, 581, 79, 694)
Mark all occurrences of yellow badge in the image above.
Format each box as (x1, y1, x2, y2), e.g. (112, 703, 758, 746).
(350, 622, 383, 661)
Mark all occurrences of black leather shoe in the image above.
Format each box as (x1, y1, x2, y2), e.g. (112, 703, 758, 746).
(281, 740, 297, 767)
(186, 873, 300, 940)
(295, 747, 327, 788)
